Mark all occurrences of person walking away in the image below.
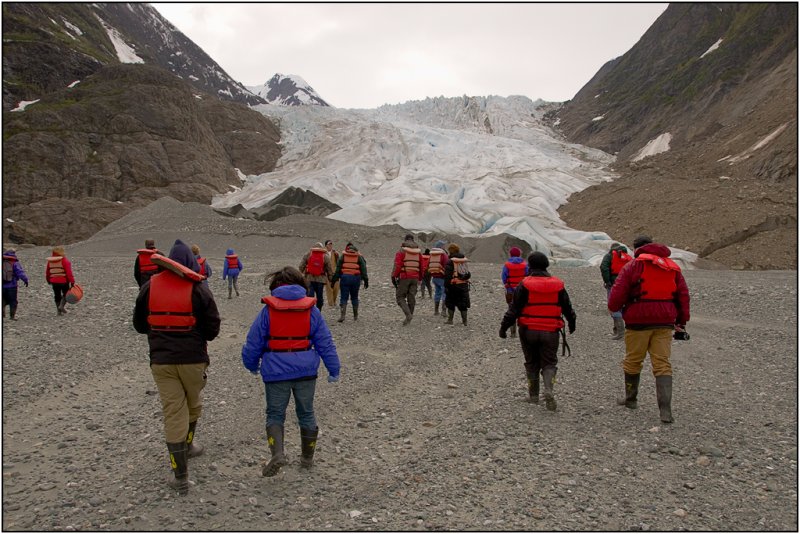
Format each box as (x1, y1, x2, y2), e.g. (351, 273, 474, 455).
(223, 248, 243, 299)
(134, 239, 161, 287)
(330, 242, 368, 322)
(608, 235, 690, 423)
(419, 249, 432, 299)
(191, 244, 212, 289)
(428, 240, 449, 316)
(391, 234, 423, 326)
(3, 249, 29, 320)
(499, 252, 576, 410)
(300, 243, 332, 311)
(324, 240, 340, 311)
(601, 242, 632, 339)
(133, 240, 220, 495)
(242, 266, 340, 477)
(45, 246, 75, 316)
(443, 243, 472, 325)
(501, 246, 527, 337)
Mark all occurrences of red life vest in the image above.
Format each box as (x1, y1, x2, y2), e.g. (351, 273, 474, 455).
(305, 248, 326, 276)
(147, 271, 196, 332)
(504, 260, 526, 289)
(197, 257, 207, 277)
(401, 247, 421, 274)
(519, 276, 565, 332)
(341, 252, 361, 275)
(261, 295, 317, 352)
(226, 254, 239, 270)
(47, 256, 66, 282)
(137, 249, 160, 274)
(635, 254, 681, 302)
(427, 249, 445, 275)
(610, 249, 633, 276)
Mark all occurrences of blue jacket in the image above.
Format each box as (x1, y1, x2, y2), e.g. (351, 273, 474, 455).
(2, 251, 29, 289)
(501, 256, 528, 294)
(242, 284, 340, 382)
(222, 248, 242, 279)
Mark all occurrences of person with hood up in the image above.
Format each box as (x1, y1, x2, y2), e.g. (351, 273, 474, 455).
(134, 239, 161, 287)
(242, 266, 340, 477)
(443, 243, 471, 325)
(427, 240, 449, 316)
(191, 244, 212, 288)
(133, 239, 221, 495)
(600, 242, 633, 339)
(45, 245, 75, 316)
(330, 242, 369, 323)
(501, 246, 528, 338)
(608, 235, 690, 424)
(499, 251, 576, 410)
(299, 242, 333, 311)
(222, 248, 243, 299)
(391, 233, 423, 326)
(3, 248, 29, 320)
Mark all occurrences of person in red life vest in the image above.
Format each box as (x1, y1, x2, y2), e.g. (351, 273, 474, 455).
(428, 240, 450, 317)
(600, 242, 633, 340)
(501, 246, 528, 338)
(191, 244, 212, 289)
(3, 248, 29, 320)
(443, 243, 472, 325)
(242, 266, 340, 477)
(300, 242, 333, 311)
(222, 248, 243, 299)
(330, 242, 369, 323)
(324, 239, 340, 311)
(608, 235, 690, 424)
(45, 245, 75, 316)
(499, 252, 576, 410)
(133, 239, 221, 495)
(391, 233, 423, 326)
(419, 249, 433, 299)
(134, 239, 161, 288)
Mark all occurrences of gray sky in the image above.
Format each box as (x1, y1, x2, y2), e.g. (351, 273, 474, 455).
(152, 3, 668, 109)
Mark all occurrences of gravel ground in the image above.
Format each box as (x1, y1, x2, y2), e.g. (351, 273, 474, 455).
(2, 202, 797, 531)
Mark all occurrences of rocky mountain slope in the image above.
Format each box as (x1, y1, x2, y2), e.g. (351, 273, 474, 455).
(554, 3, 797, 269)
(246, 74, 330, 107)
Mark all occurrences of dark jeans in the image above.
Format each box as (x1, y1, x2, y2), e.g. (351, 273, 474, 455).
(264, 378, 317, 429)
(307, 281, 325, 310)
(51, 283, 69, 306)
(519, 327, 560, 378)
(339, 274, 361, 307)
(2, 286, 18, 308)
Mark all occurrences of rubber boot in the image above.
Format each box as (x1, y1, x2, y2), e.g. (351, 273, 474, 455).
(445, 308, 454, 325)
(510, 324, 516, 338)
(262, 425, 286, 477)
(655, 375, 674, 423)
(56, 301, 63, 316)
(166, 442, 189, 495)
(9, 306, 17, 321)
(58, 298, 67, 315)
(542, 368, 557, 411)
(460, 309, 468, 326)
(227, 286, 232, 299)
(299, 427, 319, 468)
(617, 373, 640, 409)
(612, 318, 625, 340)
(527, 374, 540, 404)
(611, 318, 618, 337)
(352, 305, 358, 321)
(434, 301, 440, 315)
(337, 305, 346, 323)
(186, 420, 204, 458)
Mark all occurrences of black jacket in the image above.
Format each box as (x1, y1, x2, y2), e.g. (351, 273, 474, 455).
(500, 270, 577, 333)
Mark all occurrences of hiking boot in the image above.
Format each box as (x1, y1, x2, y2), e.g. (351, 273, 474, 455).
(186, 420, 204, 458)
(460, 310, 468, 326)
(612, 318, 625, 340)
(337, 305, 346, 323)
(655, 375, 674, 423)
(166, 442, 189, 495)
(445, 309, 454, 325)
(262, 425, 286, 477)
(527, 374, 540, 404)
(617, 373, 640, 409)
(542, 368, 557, 411)
(352, 305, 358, 321)
(299, 427, 319, 468)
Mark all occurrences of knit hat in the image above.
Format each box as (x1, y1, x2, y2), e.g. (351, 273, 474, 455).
(325, 239, 333, 246)
(434, 240, 446, 249)
(345, 242, 357, 252)
(404, 233, 415, 241)
(509, 246, 522, 257)
(145, 239, 155, 249)
(633, 235, 653, 249)
(528, 251, 549, 270)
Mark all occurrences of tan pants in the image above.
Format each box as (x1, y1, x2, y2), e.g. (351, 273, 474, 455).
(151, 363, 208, 442)
(623, 328, 673, 376)
(326, 280, 339, 306)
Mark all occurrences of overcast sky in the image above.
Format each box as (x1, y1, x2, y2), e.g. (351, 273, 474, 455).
(152, 3, 668, 109)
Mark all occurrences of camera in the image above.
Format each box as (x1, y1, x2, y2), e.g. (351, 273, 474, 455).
(673, 330, 690, 341)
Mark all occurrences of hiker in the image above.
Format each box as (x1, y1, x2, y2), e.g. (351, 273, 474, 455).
(45, 245, 75, 316)
(608, 235, 690, 423)
(242, 266, 340, 477)
(133, 239, 221, 495)
(419, 248, 433, 299)
(501, 246, 527, 337)
(300, 242, 332, 311)
(191, 244, 212, 288)
(3, 249, 29, 320)
(223, 248, 243, 299)
(330, 242, 368, 322)
(324, 240, 340, 310)
(134, 239, 161, 287)
(443, 243, 471, 325)
(499, 251, 576, 410)
(391, 233, 423, 326)
(428, 240, 449, 317)
(601, 242, 632, 339)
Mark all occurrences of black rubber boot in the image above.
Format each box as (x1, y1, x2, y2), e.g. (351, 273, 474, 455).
(166, 442, 189, 495)
(656, 375, 674, 423)
(186, 420, 204, 458)
(337, 305, 346, 323)
(617, 373, 640, 409)
(58, 298, 67, 315)
(299, 427, 319, 468)
(460, 310, 468, 326)
(352, 305, 358, 321)
(227, 286, 232, 299)
(9, 306, 17, 320)
(510, 324, 516, 338)
(527, 374, 540, 404)
(262, 425, 286, 477)
(434, 301, 440, 315)
(542, 368, 557, 411)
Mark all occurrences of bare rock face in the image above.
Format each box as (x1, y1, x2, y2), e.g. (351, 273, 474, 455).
(250, 187, 342, 221)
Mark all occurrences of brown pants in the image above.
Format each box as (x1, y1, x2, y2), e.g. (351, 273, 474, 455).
(326, 279, 339, 307)
(623, 328, 673, 376)
(151, 363, 208, 442)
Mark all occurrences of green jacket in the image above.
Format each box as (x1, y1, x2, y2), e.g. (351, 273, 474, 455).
(600, 243, 629, 286)
(331, 249, 368, 285)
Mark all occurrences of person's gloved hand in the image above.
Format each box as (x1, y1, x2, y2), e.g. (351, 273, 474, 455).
(328, 375, 339, 383)
(249, 370, 259, 376)
(568, 324, 576, 334)
(604, 282, 612, 290)
(363, 280, 369, 289)
(24, 281, 28, 287)
(499, 328, 507, 339)
(69, 282, 74, 288)
(391, 277, 398, 288)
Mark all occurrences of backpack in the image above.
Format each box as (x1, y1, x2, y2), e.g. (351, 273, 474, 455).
(2, 260, 13, 282)
(306, 248, 326, 276)
(455, 258, 470, 278)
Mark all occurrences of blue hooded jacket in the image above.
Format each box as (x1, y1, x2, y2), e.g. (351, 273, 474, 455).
(222, 248, 242, 279)
(2, 250, 29, 289)
(242, 284, 340, 382)
(501, 256, 528, 294)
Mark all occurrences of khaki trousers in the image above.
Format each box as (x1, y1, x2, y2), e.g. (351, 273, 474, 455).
(623, 328, 673, 376)
(326, 279, 339, 307)
(151, 363, 208, 442)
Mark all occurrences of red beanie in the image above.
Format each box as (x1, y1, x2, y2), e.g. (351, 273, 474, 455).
(509, 246, 522, 257)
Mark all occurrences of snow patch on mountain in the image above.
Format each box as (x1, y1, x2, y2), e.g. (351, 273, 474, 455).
(633, 132, 672, 161)
(246, 74, 329, 107)
(94, 15, 144, 64)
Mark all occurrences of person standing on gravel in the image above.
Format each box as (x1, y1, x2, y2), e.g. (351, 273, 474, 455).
(45, 245, 75, 316)
(324, 239, 340, 310)
(501, 246, 527, 338)
(3, 249, 28, 320)
(443, 243, 471, 325)
(242, 266, 340, 477)
(330, 242, 368, 323)
(608, 235, 690, 424)
(134, 239, 161, 288)
(391, 233, 423, 326)
(300, 242, 332, 311)
(191, 244, 212, 283)
(499, 251, 576, 411)
(133, 239, 221, 495)
(223, 248, 243, 299)
(600, 242, 632, 340)
(428, 240, 449, 317)
(419, 248, 432, 299)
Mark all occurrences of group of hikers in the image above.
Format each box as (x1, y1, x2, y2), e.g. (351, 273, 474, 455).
(2, 231, 690, 495)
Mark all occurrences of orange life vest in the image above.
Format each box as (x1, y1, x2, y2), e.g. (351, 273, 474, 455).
(262, 295, 317, 352)
(226, 254, 239, 269)
(427, 249, 445, 275)
(147, 271, 196, 332)
(305, 248, 326, 276)
(635, 254, 681, 302)
(450, 257, 470, 284)
(197, 257, 207, 277)
(137, 249, 160, 273)
(401, 247, 421, 274)
(504, 260, 526, 289)
(341, 252, 361, 275)
(610, 249, 633, 276)
(47, 256, 66, 281)
(519, 276, 565, 332)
